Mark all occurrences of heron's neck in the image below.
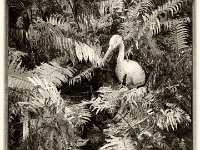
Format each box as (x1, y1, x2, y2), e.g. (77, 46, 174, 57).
(117, 42, 125, 63)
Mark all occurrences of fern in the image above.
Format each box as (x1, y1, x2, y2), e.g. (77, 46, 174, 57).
(90, 96, 117, 114)
(74, 40, 102, 65)
(97, 0, 122, 16)
(69, 102, 91, 126)
(89, 86, 129, 114)
(8, 0, 192, 149)
(17, 75, 92, 149)
(119, 0, 191, 56)
(93, 14, 114, 30)
(156, 103, 191, 131)
(47, 14, 76, 33)
(127, 0, 155, 19)
(68, 66, 95, 86)
(8, 49, 34, 89)
(161, 17, 191, 31)
(170, 22, 190, 50)
(99, 136, 137, 150)
(31, 61, 75, 87)
(157, 0, 188, 16)
(118, 20, 140, 42)
(100, 87, 146, 124)
(142, 0, 189, 35)
(147, 132, 171, 150)
(18, 76, 78, 148)
(27, 20, 103, 65)
(93, 85, 191, 148)
(146, 34, 165, 55)
(89, 86, 149, 131)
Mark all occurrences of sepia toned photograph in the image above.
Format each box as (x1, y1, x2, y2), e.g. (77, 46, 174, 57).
(7, 0, 193, 149)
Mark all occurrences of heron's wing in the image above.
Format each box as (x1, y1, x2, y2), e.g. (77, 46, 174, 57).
(123, 60, 145, 86)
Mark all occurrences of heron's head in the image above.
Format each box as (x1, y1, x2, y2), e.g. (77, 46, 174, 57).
(102, 35, 123, 63)
(109, 35, 123, 50)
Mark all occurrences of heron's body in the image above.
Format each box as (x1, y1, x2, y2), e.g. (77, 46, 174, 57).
(116, 59, 145, 87)
(103, 35, 145, 88)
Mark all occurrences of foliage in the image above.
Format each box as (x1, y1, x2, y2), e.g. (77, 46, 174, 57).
(17, 76, 91, 149)
(8, 0, 192, 149)
(8, 49, 36, 111)
(31, 61, 75, 87)
(99, 136, 138, 150)
(90, 86, 191, 149)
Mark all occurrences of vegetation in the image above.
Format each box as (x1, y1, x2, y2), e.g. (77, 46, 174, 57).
(8, 0, 192, 149)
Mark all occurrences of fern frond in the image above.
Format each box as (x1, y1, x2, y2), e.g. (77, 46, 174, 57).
(127, 0, 155, 19)
(89, 86, 128, 114)
(26, 76, 63, 106)
(122, 87, 147, 111)
(158, 0, 188, 16)
(170, 22, 190, 50)
(156, 103, 191, 131)
(18, 86, 78, 149)
(118, 21, 139, 40)
(150, 132, 171, 150)
(99, 136, 137, 150)
(90, 96, 117, 114)
(145, 34, 165, 55)
(31, 61, 75, 87)
(27, 20, 102, 65)
(142, 0, 189, 35)
(93, 14, 114, 30)
(9, 88, 33, 104)
(69, 103, 91, 126)
(8, 73, 30, 89)
(74, 2, 99, 32)
(8, 50, 34, 89)
(161, 17, 190, 31)
(114, 87, 148, 121)
(68, 66, 94, 86)
(97, 0, 121, 16)
(139, 0, 155, 14)
(74, 40, 102, 65)
(47, 14, 74, 33)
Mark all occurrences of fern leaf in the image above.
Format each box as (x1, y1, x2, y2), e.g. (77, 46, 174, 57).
(157, 103, 191, 131)
(69, 103, 91, 126)
(127, 0, 155, 19)
(8, 50, 34, 89)
(94, 14, 114, 30)
(158, 0, 188, 16)
(17, 75, 77, 147)
(90, 96, 117, 114)
(161, 17, 190, 31)
(27, 19, 102, 65)
(100, 136, 137, 150)
(8, 76, 34, 90)
(171, 22, 190, 50)
(142, 0, 189, 35)
(68, 66, 95, 86)
(26, 76, 63, 106)
(151, 132, 171, 150)
(31, 61, 75, 87)
(146, 34, 165, 55)
(75, 41, 102, 65)
(9, 88, 32, 103)
(89, 86, 124, 114)
(98, 0, 118, 16)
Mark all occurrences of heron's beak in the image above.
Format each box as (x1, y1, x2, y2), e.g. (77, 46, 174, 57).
(102, 46, 113, 64)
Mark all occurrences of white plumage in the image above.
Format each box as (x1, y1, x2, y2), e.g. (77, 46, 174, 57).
(102, 35, 145, 88)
